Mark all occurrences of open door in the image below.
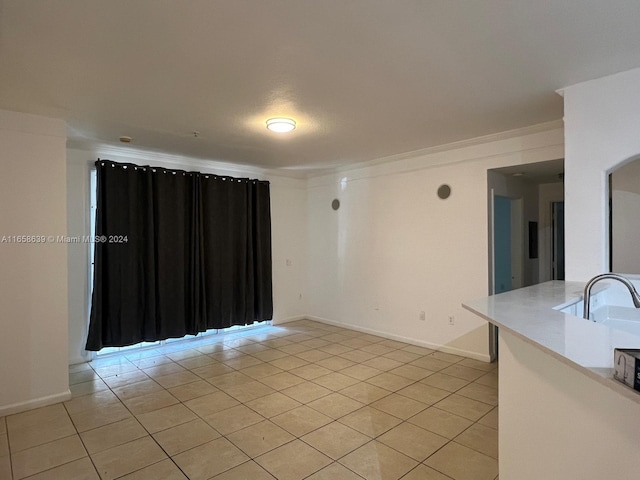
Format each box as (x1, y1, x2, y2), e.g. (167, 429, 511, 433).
(494, 195, 512, 294)
(493, 195, 523, 293)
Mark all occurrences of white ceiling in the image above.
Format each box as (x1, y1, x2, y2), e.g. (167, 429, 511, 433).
(491, 159, 565, 185)
(2, 0, 640, 176)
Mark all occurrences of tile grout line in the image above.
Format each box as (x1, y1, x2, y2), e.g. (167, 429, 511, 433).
(61, 401, 102, 480)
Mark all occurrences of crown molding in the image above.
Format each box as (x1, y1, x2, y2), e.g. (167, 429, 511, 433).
(317, 119, 564, 178)
(66, 140, 308, 181)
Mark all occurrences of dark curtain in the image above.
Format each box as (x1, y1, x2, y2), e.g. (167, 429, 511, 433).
(86, 160, 273, 351)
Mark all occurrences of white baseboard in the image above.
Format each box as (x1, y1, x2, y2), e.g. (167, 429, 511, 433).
(272, 315, 307, 325)
(69, 354, 92, 366)
(67, 314, 490, 368)
(305, 315, 492, 363)
(0, 390, 72, 417)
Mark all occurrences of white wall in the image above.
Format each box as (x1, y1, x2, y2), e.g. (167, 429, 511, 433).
(564, 67, 640, 281)
(0, 110, 70, 415)
(611, 159, 640, 273)
(306, 128, 564, 361)
(66, 150, 92, 364)
(67, 148, 308, 364)
(537, 182, 564, 283)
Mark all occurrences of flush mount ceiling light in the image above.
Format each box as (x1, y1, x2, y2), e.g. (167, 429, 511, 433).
(266, 117, 296, 133)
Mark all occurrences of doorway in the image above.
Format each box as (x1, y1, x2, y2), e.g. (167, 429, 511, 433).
(493, 195, 524, 294)
(551, 201, 565, 280)
(487, 159, 564, 361)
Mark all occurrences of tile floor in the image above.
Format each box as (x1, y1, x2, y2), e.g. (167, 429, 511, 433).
(0, 320, 498, 480)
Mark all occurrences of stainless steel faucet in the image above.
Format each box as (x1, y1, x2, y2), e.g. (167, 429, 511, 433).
(583, 273, 640, 320)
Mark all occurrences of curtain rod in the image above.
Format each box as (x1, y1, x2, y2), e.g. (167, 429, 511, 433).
(96, 158, 270, 185)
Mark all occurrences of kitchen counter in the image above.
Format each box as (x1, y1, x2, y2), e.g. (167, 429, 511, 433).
(463, 280, 640, 479)
(463, 280, 640, 404)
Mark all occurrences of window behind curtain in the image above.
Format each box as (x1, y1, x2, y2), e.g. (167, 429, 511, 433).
(85, 160, 273, 351)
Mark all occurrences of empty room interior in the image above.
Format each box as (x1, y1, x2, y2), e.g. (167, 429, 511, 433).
(2, 1, 640, 480)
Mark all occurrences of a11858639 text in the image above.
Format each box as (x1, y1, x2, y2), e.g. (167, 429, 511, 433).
(0, 235, 129, 244)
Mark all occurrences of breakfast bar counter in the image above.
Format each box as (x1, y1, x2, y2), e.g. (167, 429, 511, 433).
(463, 281, 640, 480)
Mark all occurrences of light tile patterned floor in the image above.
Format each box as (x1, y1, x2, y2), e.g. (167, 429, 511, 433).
(0, 320, 498, 480)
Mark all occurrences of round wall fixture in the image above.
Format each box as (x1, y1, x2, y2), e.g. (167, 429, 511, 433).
(266, 118, 296, 133)
(437, 184, 451, 200)
(331, 199, 340, 210)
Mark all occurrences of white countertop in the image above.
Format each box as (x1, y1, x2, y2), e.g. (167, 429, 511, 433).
(463, 280, 640, 405)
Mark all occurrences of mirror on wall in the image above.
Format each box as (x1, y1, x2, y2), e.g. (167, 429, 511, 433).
(610, 158, 640, 273)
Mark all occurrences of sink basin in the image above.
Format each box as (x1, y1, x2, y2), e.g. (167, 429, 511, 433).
(591, 305, 640, 336)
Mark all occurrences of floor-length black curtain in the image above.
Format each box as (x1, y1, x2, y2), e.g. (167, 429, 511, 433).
(86, 160, 273, 351)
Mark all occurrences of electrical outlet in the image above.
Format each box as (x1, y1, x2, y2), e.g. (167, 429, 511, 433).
(286, 259, 292, 266)
(448, 314, 455, 325)
(419, 311, 426, 321)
